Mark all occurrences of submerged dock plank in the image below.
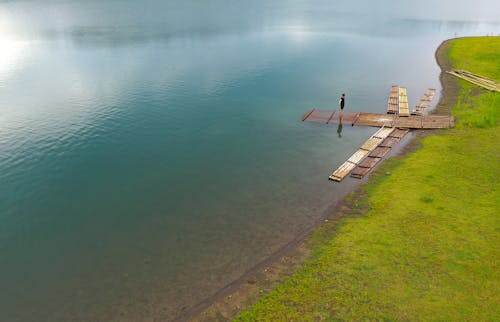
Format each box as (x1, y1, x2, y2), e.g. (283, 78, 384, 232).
(304, 109, 335, 123)
(301, 108, 315, 121)
(412, 88, 436, 115)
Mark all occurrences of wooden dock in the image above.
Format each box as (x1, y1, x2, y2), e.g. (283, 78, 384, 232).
(350, 128, 409, 179)
(302, 110, 454, 129)
(412, 88, 436, 115)
(329, 127, 395, 181)
(398, 87, 409, 116)
(302, 109, 454, 182)
(387, 85, 399, 114)
(302, 85, 454, 182)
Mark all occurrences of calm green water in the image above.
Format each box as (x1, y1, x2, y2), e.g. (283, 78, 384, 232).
(1, 1, 499, 320)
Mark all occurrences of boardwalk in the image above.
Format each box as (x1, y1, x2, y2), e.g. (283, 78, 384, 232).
(412, 88, 436, 115)
(329, 127, 395, 181)
(350, 128, 409, 179)
(302, 110, 454, 129)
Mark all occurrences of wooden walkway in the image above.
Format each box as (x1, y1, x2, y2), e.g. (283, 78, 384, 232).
(329, 127, 395, 181)
(387, 86, 436, 116)
(412, 88, 436, 115)
(350, 128, 409, 179)
(302, 110, 454, 129)
(447, 70, 500, 92)
(398, 87, 409, 116)
(387, 85, 399, 114)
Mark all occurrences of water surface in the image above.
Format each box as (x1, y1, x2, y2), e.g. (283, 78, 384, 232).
(1, 1, 499, 320)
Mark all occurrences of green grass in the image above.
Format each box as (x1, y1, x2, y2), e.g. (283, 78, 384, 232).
(449, 37, 500, 129)
(236, 37, 500, 321)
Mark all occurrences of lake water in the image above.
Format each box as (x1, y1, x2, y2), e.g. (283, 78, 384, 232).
(1, 1, 499, 320)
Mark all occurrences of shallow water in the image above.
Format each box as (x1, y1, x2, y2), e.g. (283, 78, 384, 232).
(1, 1, 499, 320)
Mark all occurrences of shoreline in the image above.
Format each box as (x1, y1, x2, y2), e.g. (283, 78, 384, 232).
(180, 38, 458, 322)
(177, 185, 360, 321)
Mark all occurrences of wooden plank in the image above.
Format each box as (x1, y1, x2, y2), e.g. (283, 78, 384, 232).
(329, 126, 395, 181)
(302, 110, 454, 129)
(374, 127, 395, 139)
(394, 116, 422, 129)
(326, 110, 336, 124)
(305, 109, 335, 123)
(422, 115, 455, 128)
(390, 128, 410, 138)
(358, 156, 381, 168)
(379, 136, 401, 148)
(370, 146, 391, 158)
(351, 112, 361, 126)
(387, 85, 399, 114)
(360, 126, 393, 150)
(334, 112, 359, 124)
(304, 111, 359, 124)
(360, 137, 383, 151)
(412, 88, 436, 115)
(355, 113, 394, 127)
(347, 150, 370, 164)
(448, 70, 498, 91)
(390, 113, 398, 127)
(447, 70, 500, 92)
(398, 87, 409, 117)
(301, 108, 315, 121)
(350, 127, 409, 179)
(329, 161, 357, 181)
(350, 166, 372, 179)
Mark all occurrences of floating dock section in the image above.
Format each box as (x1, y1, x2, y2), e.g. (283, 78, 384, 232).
(398, 87, 409, 116)
(412, 88, 436, 115)
(350, 128, 409, 179)
(302, 110, 454, 129)
(388, 86, 434, 116)
(387, 85, 399, 114)
(329, 127, 395, 181)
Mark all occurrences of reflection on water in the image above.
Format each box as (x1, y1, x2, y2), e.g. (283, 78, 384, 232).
(337, 122, 343, 138)
(0, 1, 499, 321)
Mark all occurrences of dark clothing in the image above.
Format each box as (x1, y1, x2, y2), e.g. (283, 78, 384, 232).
(340, 97, 345, 109)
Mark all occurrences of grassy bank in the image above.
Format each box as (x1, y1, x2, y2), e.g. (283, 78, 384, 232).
(236, 37, 500, 320)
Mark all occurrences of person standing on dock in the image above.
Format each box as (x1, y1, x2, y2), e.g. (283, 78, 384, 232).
(338, 93, 346, 113)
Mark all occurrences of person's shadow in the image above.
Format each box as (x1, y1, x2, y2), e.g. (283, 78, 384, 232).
(337, 121, 343, 138)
